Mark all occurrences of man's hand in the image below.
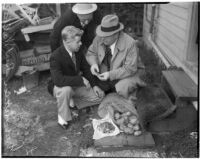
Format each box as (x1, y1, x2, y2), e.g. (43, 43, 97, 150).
(98, 72, 110, 81)
(82, 77, 91, 89)
(93, 86, 105, 98)
(91, 64, 99, 76)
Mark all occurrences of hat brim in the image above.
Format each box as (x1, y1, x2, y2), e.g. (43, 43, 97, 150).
(96, 23, 124, 37)
(72, 4, 97, 14)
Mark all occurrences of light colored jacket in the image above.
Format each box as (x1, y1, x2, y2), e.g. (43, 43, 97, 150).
(86, 31, 142, 81)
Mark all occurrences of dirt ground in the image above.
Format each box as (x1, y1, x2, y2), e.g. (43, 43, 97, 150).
(2, 46, 198, 157)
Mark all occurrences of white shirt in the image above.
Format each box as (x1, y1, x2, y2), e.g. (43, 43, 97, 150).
(110, 40, 117, 55)
(64, 45, 73, 58)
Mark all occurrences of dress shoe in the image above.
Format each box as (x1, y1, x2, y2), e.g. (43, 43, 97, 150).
(58, 123, 69, 130)
(70, 105, 78, 110)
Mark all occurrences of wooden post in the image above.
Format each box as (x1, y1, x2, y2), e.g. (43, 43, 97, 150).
(111, 4, 115, 13)
(56, 4, 61, 16)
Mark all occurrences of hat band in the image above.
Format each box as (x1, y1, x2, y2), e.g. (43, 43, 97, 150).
(101, 24, 120, 32)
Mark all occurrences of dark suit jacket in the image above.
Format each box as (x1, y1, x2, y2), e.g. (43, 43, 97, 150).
(50, 8, 101, 52)
(48, 45, 96, 95)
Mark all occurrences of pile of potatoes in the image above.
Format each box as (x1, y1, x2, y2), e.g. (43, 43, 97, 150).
(114, 111, 142, 136)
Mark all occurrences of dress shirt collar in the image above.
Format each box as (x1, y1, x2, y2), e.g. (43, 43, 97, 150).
(64, 45, 73, 58)
(110, 40, 117, 55)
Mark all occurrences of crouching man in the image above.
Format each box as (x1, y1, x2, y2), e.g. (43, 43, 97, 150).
(48, 26, 104, 129)
(86, 14, 146, 102)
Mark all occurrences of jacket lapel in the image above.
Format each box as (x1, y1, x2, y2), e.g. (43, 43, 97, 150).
(99, 44, 106, 64)
(60, 46, 76, 71)
(111, 32, 125, 62)
(111, 46, 118, 62)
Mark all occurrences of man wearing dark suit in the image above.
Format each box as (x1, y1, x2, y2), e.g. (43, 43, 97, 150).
(49, 26, 104, 129)
(50, 3, 101, 52)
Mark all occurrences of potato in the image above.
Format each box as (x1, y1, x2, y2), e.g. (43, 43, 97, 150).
(119, 123, 126, 131)
(122, 111, 131, 117)
(122, 115, 128, 121)
(129, 115, 138, 124)
(114, 112, 120, 120)
(123, 127, 130, 133)
(134, 130, 142, 136)
(124, 127, 134, 134)
(127, 123, 134, 128)
(116, 118, 125, 125)
(127, 128, 134, 134)
(132, 124, 140, 131)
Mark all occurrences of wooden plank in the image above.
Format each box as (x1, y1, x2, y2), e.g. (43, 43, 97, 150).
(155, 38, 177, 65)
(172, 2, 191, 9)
(143, 20, 150, 31)
(21, 18, 58, 34)
(94, 132, 155, 147)
(19, 46, 51, 59)
(157, 24, 186, 52)
(158, 18, 186, 40)
(21, 23, 53, 33)
(156, 30, 185, 59)
(156, 33, 181, 60)
(162, 70, 197, 100)
(35, 62, 50, 71)
(19, 49, 34, 59)
(159, 8, 188, 30)
(34, 45, 51, 54)
(21, 53, 51, 66)
(160, 4, 188, 20)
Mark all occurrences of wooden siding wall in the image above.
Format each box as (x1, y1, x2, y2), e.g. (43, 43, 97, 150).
(143, 5, 152, 48)
(155, 3, 193, 62)
(143, 3, 198, 84)
(143, 3, 193, 60)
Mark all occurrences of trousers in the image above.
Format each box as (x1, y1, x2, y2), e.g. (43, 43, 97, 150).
(53, 86, 103, 122)
(96, 70, 146, 99)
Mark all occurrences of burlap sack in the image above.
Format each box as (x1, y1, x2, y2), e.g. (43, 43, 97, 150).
(98, 93, 138, 120)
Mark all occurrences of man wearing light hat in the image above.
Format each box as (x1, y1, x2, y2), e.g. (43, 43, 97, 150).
(50, 3, 101, 52)
(86, 14, 146, 101)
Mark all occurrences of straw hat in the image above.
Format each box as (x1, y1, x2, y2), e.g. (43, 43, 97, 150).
(96, 14, 124, 37)
(72, 3, 97, 15)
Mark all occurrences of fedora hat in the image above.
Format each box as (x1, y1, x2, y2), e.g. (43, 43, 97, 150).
(96, 14, 124, 37)
(72, 3, 97, 15)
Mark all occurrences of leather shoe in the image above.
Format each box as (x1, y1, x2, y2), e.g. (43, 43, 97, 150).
(58, 123, 69, 130)
(70, 105, 78, 110)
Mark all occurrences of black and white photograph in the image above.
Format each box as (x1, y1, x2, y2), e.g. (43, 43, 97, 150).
(2, 2, 198, 157)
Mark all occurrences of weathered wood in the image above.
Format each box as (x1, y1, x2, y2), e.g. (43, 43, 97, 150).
(157, 23, 186, 51)
(156, 31, 184, 59)
(159, 8, 187, 30)
(158, 18, 186, 40)
(21, 18, 56, 34)
(94, 131, 155, 148)
(35, 62, 50, 71)
(173, 2, 191, 9)
(19, 49, 34, 59)
(21, 53, 51, 66)
(35, 45, 51, 54)
(160, 4, 189, 20)
(162, 70, 197, 100)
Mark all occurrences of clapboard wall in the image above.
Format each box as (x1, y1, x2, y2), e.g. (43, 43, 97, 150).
(155, 3, 193, 62)
(143, 2, 198, 83)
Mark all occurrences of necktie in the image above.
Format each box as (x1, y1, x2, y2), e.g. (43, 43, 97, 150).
(105, 45, 112, 71)
(71, 52, 76, 70)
